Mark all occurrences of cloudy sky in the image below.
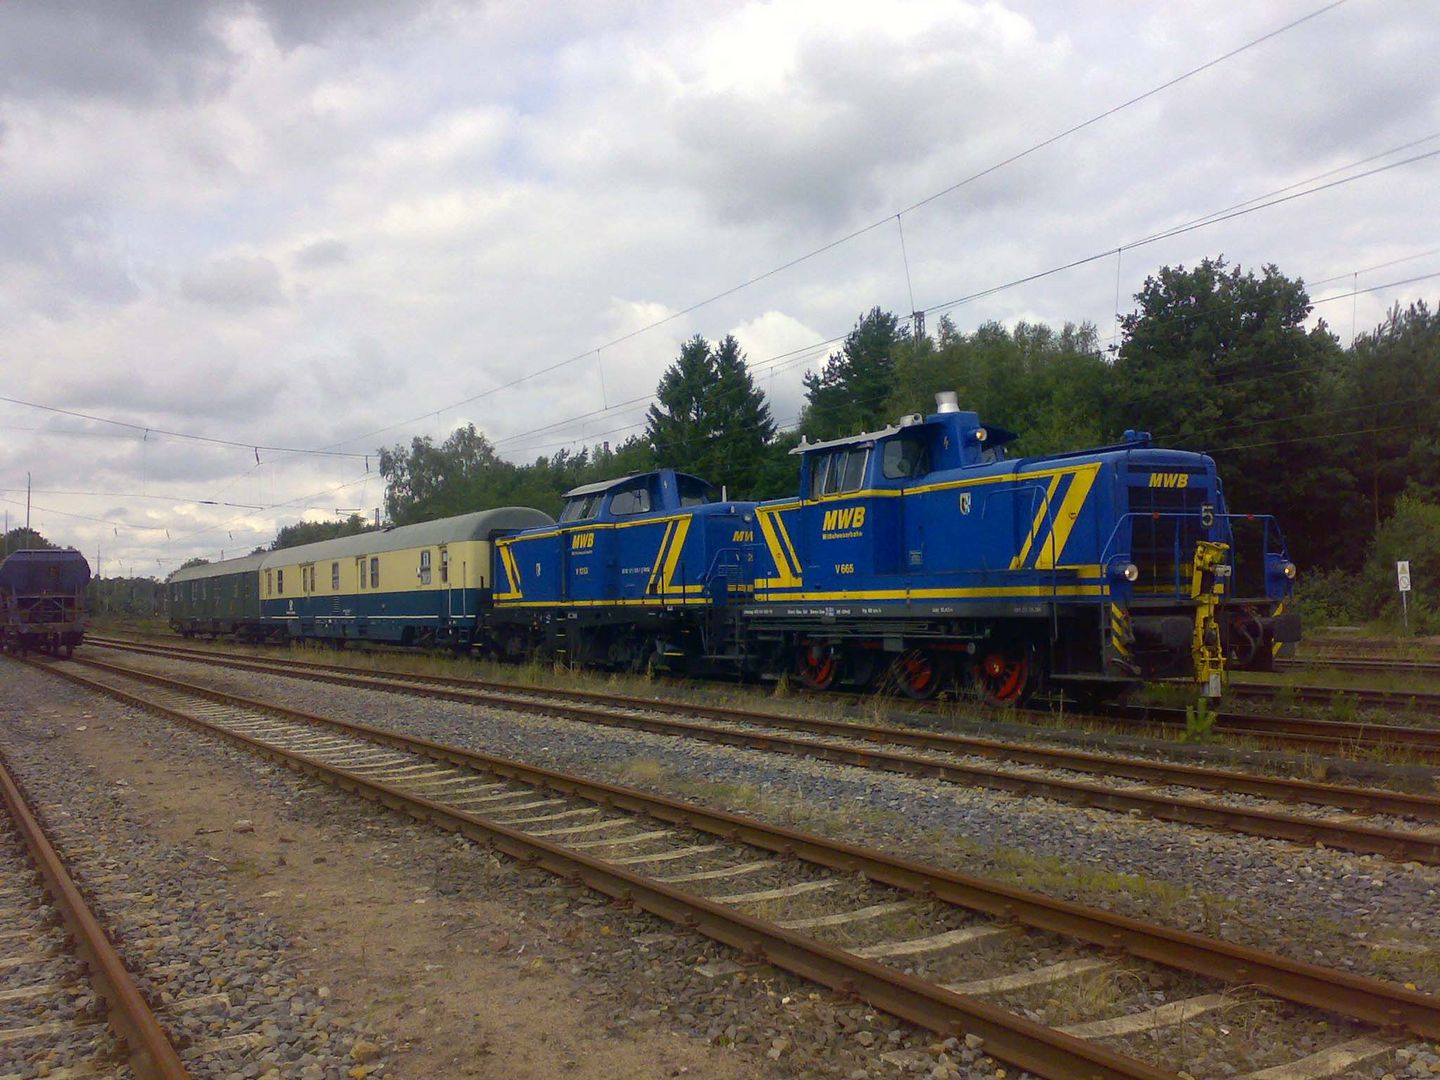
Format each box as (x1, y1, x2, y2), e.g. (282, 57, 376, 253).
(2, 0, 1436, 577)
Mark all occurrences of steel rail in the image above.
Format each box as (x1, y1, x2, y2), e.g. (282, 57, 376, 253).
(41, 655, 1440, 1043)
(84, 642, 1440, 863)
(0, 748, 194, 1080)
(1103, 702, 1440, 759)
(89, 636, 1440, 759)
(29, 659, 1170, 1080)
(1279, 657, 1440, 676)
(1229, 682, 1440, 713)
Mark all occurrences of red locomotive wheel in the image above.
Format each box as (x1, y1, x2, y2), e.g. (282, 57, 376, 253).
(892, 650, 940, 700)
(797, 644, 839, 690)
(976, 644, 1030, 706)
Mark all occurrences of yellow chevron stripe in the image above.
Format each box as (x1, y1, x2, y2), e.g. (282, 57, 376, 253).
(756, 505, 802, 588)
(1010, 474, 1063, 570)
(646, 520, 677, 595)
(659, 516, 693, 595)
(1035, 463, 1101, 570)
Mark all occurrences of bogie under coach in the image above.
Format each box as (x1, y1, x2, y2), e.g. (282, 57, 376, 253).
(167, 392, 1298, 703)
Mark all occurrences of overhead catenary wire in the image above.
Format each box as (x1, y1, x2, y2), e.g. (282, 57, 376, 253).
(319, 0, 1350, 454)
(0, 395, 369, 460)
(491, 150, 1440, 460)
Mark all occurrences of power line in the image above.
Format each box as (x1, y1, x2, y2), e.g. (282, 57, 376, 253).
(925, 147, 1440, 317)
(0, 395, 370, 460)
(496, 155, 1440, 459)
(1312, 270, 1440, 305)
(323, 1, 1348, 453)
(0, 487, 265, 510)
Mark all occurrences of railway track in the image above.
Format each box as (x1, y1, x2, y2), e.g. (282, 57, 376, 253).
(89, 633, 1440, 764)
(1228, 679, 1440, 715)
(25, 653, 1430, 1080)
(1280, 655, 1440, 677)
(0, 745, 191, 1079)
(84, 637, 1440, 865)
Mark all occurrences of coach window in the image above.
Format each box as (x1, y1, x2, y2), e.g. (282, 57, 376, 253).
(277, 569, 284, 594)
(882, 438, 930, 481)
(356, 557, 366, 589)
(331, 562, 340, 590)
(370, 557, 380, 589)
(265, 570, 272, 597)
(419, 549, 432, 585)
(440, 548, 449, 584)
(608, 480, 652, 516)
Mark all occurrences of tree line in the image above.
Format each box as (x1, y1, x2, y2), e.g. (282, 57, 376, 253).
(12, 255, 1439, 630)
(375, 256, 1439, 629)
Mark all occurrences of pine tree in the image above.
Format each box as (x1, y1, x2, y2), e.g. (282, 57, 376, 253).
(800, 307, 903, 440)
(645, 334, 776, 495)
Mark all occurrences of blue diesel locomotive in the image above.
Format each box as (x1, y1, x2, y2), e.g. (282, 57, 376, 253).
(168, 392, 1298, 702)
(484, 392, 1298, 702)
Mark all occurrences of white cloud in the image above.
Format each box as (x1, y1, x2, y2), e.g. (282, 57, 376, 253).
(1, 0, 1437, 573)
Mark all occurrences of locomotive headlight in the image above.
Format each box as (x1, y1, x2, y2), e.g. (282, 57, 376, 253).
(1108, 559, 1139, 583)
(974, 428, 987, 442)
(1283, 561, 1297, 580)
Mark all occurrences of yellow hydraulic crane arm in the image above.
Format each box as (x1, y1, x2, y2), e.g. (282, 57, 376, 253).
(1189, 540, 1230, 698)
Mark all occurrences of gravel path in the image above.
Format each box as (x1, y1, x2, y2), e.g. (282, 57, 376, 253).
(1, 665, 393, 1080)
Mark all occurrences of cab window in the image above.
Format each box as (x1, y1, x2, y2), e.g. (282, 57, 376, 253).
(677, 475, 719, 506)
(558, 494, 601, 522)
(817, 447, 869, 496)
(608, 480, 653, 516)
(882, 438, 930, 480)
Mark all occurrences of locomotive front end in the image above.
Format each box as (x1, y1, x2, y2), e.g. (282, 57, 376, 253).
(1102, 433, 1299, 692)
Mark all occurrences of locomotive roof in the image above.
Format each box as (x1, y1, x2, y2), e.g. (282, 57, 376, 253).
(790, 415, 1019, 455)
(168, 550, 270, 583)
(563, 474, 644, 498)
(259, 505, 555, 568)
(561, 471, 712, 499)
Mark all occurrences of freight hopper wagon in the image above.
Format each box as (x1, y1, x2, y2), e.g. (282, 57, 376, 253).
(0, 548, 91, 657)
(742, 393, 1299, 704)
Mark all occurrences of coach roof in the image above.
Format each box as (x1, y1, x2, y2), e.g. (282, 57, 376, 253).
(259, 506, 554, 570)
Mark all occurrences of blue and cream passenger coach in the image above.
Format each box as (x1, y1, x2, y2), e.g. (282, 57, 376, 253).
(258, 507, 552, 648)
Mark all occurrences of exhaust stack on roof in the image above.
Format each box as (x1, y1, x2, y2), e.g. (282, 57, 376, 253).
(934, 391, 960, 414)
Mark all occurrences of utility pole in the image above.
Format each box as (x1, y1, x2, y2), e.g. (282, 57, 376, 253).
(26, 472, 32, 539)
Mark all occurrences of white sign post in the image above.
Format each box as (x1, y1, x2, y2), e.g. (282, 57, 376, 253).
(1398, 560, 1412, 632)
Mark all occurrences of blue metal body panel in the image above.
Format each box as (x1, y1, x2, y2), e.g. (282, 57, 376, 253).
(493, 470, 757, 611)
(260, 587, 486, 642)
(745, 408, 1292, 616)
